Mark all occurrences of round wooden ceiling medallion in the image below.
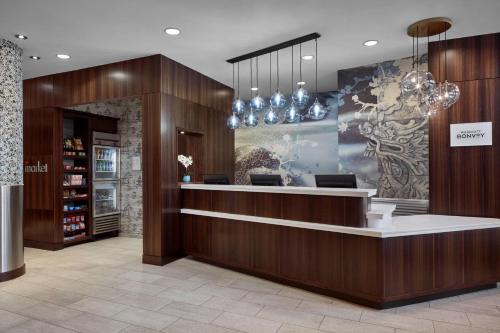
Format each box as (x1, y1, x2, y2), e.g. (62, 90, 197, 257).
(407, 17, 452, 37)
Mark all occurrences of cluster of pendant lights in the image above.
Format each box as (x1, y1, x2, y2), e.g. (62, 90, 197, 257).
(227, 38, 326, 129)
(401, 26, 460, 116)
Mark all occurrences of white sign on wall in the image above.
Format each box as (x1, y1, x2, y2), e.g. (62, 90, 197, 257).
(450, 122, 492, 147)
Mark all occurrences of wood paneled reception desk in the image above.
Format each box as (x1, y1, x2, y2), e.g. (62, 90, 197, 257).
(180, 184, 500, 308)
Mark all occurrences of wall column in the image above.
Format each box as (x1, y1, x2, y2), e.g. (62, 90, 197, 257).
(0, 39, 25, 281)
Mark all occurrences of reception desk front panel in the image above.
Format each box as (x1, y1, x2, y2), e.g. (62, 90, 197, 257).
(180, 185, 500, 308)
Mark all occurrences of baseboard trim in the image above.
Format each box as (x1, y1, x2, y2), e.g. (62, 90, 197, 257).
(0, 264, 26, 283)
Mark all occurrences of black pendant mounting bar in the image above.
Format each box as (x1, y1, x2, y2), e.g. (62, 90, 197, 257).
(226, 33, 321, 64)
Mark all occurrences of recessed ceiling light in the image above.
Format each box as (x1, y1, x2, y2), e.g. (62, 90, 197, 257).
(165, 28, 180, 36)
(180, 131, 185, 134)
(30, 56, 41, 60)
(15, 34, 28, 40)
(363, 40, 378, 47)
(251, 87, 259, 91)
(302, 55, 314, 60)
(297, 81, 306, 86)
(56, 54, 71, 60)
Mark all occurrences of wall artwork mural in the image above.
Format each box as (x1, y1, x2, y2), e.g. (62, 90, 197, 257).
(337, 55, 429, 199)
(235, 92, 338, 186)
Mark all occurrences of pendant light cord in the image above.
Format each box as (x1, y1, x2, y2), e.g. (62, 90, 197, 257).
(237, 62, 240, 98)
(412, 35, 415, 69)
(269, 52, 272, 96)
(291, 46, 294, 92)
(256, 56, 259, 92)
(315, 38, 318, 94)
(276, 50, 279, 91)
(438, 33, 441, 83)
(299, 42, 302, 83)
(416, 25, 419, 74)
(232, 63, 235, 97)
(444, 30, 448, 81)
(250, 58, 253, 96)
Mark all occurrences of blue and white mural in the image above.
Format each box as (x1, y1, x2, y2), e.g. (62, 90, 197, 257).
(235, 92, 338, 186)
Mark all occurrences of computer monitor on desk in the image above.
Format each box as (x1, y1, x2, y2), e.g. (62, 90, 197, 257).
(203, 175, 230, 185)
(250, 174, 283, 186)
(315, 174, 357, 188)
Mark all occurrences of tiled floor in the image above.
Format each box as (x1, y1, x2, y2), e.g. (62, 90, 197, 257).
(1, 237, 499, 333)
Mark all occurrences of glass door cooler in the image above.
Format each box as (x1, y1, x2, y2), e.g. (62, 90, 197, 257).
(92, 132, 121, 236)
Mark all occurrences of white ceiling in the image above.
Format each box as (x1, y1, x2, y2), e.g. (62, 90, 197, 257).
(1, 0, 499, 98)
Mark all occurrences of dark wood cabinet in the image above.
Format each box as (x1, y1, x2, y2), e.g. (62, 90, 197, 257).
(23, 108, 118, 250)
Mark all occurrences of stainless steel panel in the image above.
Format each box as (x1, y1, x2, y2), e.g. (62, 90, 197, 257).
(93, 214, 120, 235)
(0, 185, 24, 273)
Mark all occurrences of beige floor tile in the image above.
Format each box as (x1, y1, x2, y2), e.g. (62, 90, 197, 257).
(159, 301, 222, 323)
(60, 312, 130, 333)
(396, 306, 470, 325)
(115, 280, 167, 296)
(203, 296, 264, 316)
(229, 279, 283, 294)
(242, 292, 301, 310)
(277, 324, 323, 333)
(320, 316, 395, 333)
(17, 301, 82, 324)
(121, 325, 162, 333)
(0, 291, 40, 311)
(119, 270, 165, 283)
(112, 307, 178, 331)
(162, 318, 237, 333)
(2, 319, 75, 333)
(112, 292, 172, 311)
(468, 313, 500, 331)
(360, 310, 434, 333)
(214, 312, 282, 333)
(296, 300, 363, 321)
(257, 306, 324, 329)
(433, 321, 498, 333)
(30, 287, 87, 306)
(80, 273, 129, 287)
(195, 283, 249, 300)
(76, 282, 128, 300)
(68, 297, 129, 317)
(0, 310, 30, 331)
(157, 288, 212, 305)
(431, 299, 500, 317)
(278, 286, 334, 304)
(152, 276, 205, 291)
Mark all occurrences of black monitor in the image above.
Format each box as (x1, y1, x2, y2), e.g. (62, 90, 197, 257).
(315, 174, 357, 188)
(250, 174, 283, 186)
(203, 174, 230, 185)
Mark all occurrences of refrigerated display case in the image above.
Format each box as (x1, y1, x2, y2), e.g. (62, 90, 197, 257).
(92, 132, 121, 236)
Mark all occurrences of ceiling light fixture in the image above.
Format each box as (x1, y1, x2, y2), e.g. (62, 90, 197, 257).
(308, 38, 327, 120)
(15, 34, 28, 40)
(250, 57, 265, 111)
(284, 45, 301, 124)
(363, 40, 378, 46)
(292, 42, 310, 108)
(29, 56, 41, 60)
(56, 54, 71, 60)
(250, 87, 259, 91)
(165, 28, 180, 35)
(302, 55, 314, 60)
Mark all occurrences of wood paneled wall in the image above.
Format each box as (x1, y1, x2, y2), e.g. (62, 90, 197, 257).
(23, 55, 234, 263)
(428, 33, 500, 217)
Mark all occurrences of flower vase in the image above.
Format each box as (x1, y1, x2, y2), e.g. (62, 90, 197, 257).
(183, 175, 191, 183)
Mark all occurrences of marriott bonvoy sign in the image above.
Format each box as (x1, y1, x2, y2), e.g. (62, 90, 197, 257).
(450, 122, 492, 147)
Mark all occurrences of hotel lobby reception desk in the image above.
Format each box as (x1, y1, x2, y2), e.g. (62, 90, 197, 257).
(180, 184, 500, 308)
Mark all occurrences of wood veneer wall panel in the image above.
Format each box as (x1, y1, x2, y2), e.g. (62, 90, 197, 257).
(428, 33, 500, 217)
(252, 223, 280, 275)
(211, 218, 252, 267)
(464, 229, 496, 284)
(23, 76, 54, 109)
(434, 232, 464, 289)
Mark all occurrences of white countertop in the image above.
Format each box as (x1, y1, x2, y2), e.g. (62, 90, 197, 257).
(180, 184, 377, 198)
(180, 209, 500, 238)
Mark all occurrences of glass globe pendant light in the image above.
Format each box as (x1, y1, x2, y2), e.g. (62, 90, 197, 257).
(292, 42, 310, 108)
(264, 52, 280, 125)
(231, 62, 246, 115)
(250, 57, 265, 111)
(244, 108, 259, 128)
(308, 38, 327, 120)
(270, 51, 286, 109)
(226, 113, 241, 129)
(401, 28, 435, 97)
